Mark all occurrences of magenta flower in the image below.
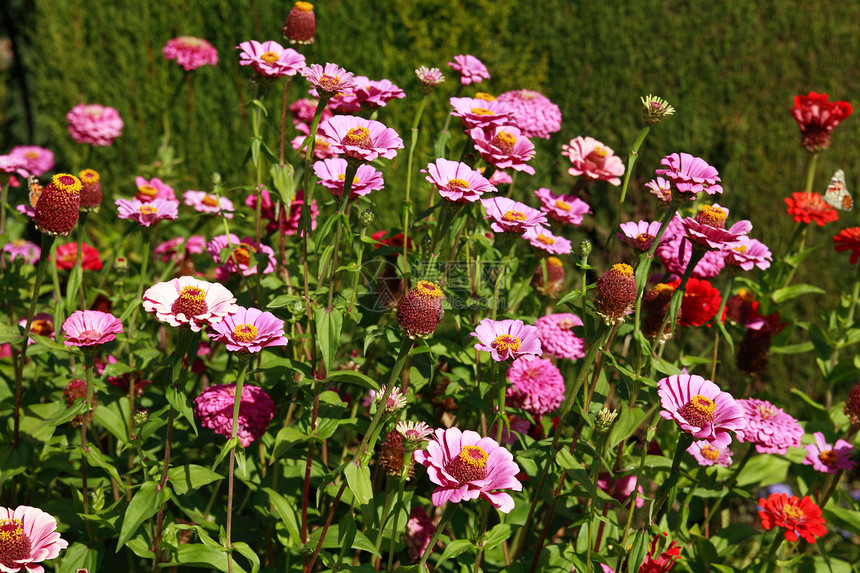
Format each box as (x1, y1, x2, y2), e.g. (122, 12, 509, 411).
(154, 235, 206, 263)
(404, 506, 435, 561)
(687, 440, 733, 467)
(803, 432, 856, 474)
(656, 217, 726, 279)
(422, 158, 496, 203)
(62, 310, 123, 347)
(163, 36, 218, 71)
(471, 318, 542, 362)
(413, 427, 522, 513)
(522, 225, 572, 255)
(561, 136, 625, 186)
(236, 40, 305, 78)
(116, 197, 178, 227)
(470, 125, 536, 174)
(2, 239, 40, 266)
(352, 76, 406, 108)
(210, 306, 288, 353)
(300, 63, 356, 94)
(447, 55, 490, 85)
(0, 505, 69, 572)
(290, 97, 331, 126)
(657, 374, 746, 448)
(645, 177, 673, 202)
(496, 89, 562, 140)
(617, 220, 664, 252)
(182, 190, 235, 218)
(596, 474, 645, 509)
(723, 236, 773, 271)
(135, 176, 177, 203)
(534, 313, 585, 360)
(681, 204, 752, 250)
(142, 276, 238, 332)
(0, 154, 29, 177)
(9, 146, 54, 177)
(449, 97, 514, 131)
(506, 357, 565, 417)
(317, 115, 403, 162)
(534, 187, 590, 226)
(481, 197, 546, 234)
(207, 234, 276, 277)
(655, 152, 723, 196)
(735, 398, 803, 455)
(193, 383, 276, 447)
(66, 104, 124, 146)
(314, 158, 384, 198)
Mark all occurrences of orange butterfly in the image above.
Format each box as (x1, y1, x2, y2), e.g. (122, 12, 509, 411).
(824, 169, 853, 211)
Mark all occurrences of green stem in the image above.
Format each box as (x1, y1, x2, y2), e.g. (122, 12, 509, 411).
(804, 151, 819, 193)
(759, 529, 784, 573)
(649, 433, 694, 525)
(657, 245, 705, 338)
(348, 225, 369, 314)
(704, 444, 754, 526)
(417, 503, 457, 571)
(386, 464, 411, 573)
(75, 211, 89, 310)
(402, 95, 429, 273)
(252, 99, 265, 245)
(374, 476, 397, 565)
(615, 423, 658, 572)
(226, 356, 252, 573)
(326, 164, 358, 308)
(495, 361, 508, 443)
(473, 501, 491, 573)
(127, 231, 154, 343)
(618, 125, 651, 208)
(0, 178, 8, 236)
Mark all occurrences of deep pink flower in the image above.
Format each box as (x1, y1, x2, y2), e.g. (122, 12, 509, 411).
(62, 310, 123, 347)
(300, 63, 356, 94)
(413, 427, 522, 513)
(447, 55, 490, 85)
(489, 415, 531, 446)
(0, 154, 29, 177)
(506, 357, 565, 417)
(470, 125, 536, 174)
(142, 276, 238, 332)
(534, 187, 590, 226)
(422, 158, 496, 203)
(182, 190, 234, 218)
(802, 431, 856, 474)
(618, 220, 664, 252)
(246, 188, 318, 235)
(790, 92, 853, 152)
(134, 176, 177, 203)
(646, 177, 673, 202)
(236, 40, 305, 78)
(207, 234, 276, 277)
(723, 236, 772, 271)
(314, 158, 384, 199)
(687, 440, 733, 467)
(0, 505, 69, 573)
(656, 217, 726, 279)
(66, 104, 124, 146)
(522, 225, 572, 255)
(735, 398, 803, 455)
(193, 383, 276, 447)
(597, 473, 645, 509)
(404, 507, 435, 561)
(9, 146, 54, 177)
(657, 374, 746, 448)
(681, 204, 752, 250)
(154, 235, 206, 263)
(317, 115, 403, 162)
(471, 318, 542, 362)
(534, 313, 585, 360)
(2, 239, 40, 266)
(496, 90, 562, 140)
(449, 97, 514, 131)
(481, 196, 546, 234)
(352, 76, 406, 108)
(561, 137, 625, 186)
(290, 98, 331, 127)
(209, 306, 288, 353)
(163, 36, 218, 71)
(655, 153, 722, 196)
(116, 197, 178, 227)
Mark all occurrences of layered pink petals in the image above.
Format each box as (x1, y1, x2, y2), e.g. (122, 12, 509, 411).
(506, 357, 565, 417)
(193, 383, 276, 447)
(534, 313, 585, 360)
(314, 158, 384, 198)
(496, 89, 562, 140)
(66, 104, 124, 146)
(236, 40, 305, 78)
(561, 137, 624, 185)
(449, 97, 514, 130)
(423, 158, 496, 203)
(318, 115, 403, 162)
(300, 63, 356, 94)
(115, 197, 178, 227)
(724, 237, 773, 271)
(735, 398, 803, 455)
(163, 36, 218, 71)
(142, 276, 238, 332)
(62, 310, 123, 347)
(522, 225, 572, 255)
(470, 125, 535, 174)
(471, 318, 542, 362)
(687, 440, 733, 467)
(534, 187, 590, 226)
(655, 152, 723, 196)
(481, 197, 546, 234)
(658, 374, 746, 448)
(802, 432, 855, 474)
(447, 54, 490, 85)
(209, 306, 288, 353)
(0, 505, 68, 573)
(617, 220, 664, 252)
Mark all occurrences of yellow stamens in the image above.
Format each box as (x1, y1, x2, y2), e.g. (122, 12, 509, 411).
(502, 210, 526, 222)
(537, 234, 555, 245)
(819, 450, 838, 467)
(470, 107, 494, 116)
(52, 173, 82, 195)
(137, 185, 158, 198)
(474, 92, 496, 102)
(139, 205, 158, 215)
(78, 169, 100, 184)
(492, 334, 521, 354)
(554, 200, 571, 211)
(611, 263, 634, 277)
(336, 173, 360, 184)
(458, 445, 488, 468)
(415, 280, 443, 298)
(700, 445, 721, 461)
(232, 323, 259, 342)
(260, 51, 280, 64)
(202, 195, 220, 207)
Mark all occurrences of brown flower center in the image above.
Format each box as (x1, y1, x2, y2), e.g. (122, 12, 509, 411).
(30, 319, 53, 337)
(636, 233, 653, 246)
(232, 323, 258, 343)
(171, 286, 208, 318)
(0, 517, 32, 568)
(444, 445, 488, 483)
(679, 394, 716, 427)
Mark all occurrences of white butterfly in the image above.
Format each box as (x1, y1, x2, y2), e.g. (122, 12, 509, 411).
(824, 169, 853, 211)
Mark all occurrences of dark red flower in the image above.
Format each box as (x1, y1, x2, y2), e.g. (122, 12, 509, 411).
(54, 242, 103, 271)
(372, 230, 415, 251)
(785, 191, 838, 226)
(639, 533, 681, 573)
(758, 493, 826, 543)
(723, 289, 759, 325)
(34, 173, 81, 236)
(834, 227, 860, 264)
(669, 277, 721, 327)
(790, 92, 853, 152)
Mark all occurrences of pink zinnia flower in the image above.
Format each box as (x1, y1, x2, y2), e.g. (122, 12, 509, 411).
(404, 507, 435, 561)
(681, 204, 752, 250)
(300, 63, 356, 94)
(413, 427, 522, 513)
(687, 440, 733, 467)
(496, 89, 562, 140)
(522, 225, 572, 255)
(723, 236, 772, 271)
(116, 197, 178, 227)
(19, 313, 54, 343)
(134, 176, 176, 203)
(314, 158, 384, 199)
(207, 234, 276, 277)
(66, 104, 124, 146)
(2, 239, 40, 266)
(489, 170, 513, 186)
(317, 115, 403, 163)
(352, 77, 406, 108)
(142, 276, 238, 332)
(802, 432, 856, 474)
(423, 158, 496, 203)
(596, 473, 645, 509)
(470, 125, 536, 174)
(0, 505, 69, 572)
(561, 136, 625, 186)
(62, 310, 123, 347)
(236, 40, 305, 78)
(209, 306, 288, 353)
(154, 235, 206, 263)
(290, 97, 331, 126)
(534, 313, 585, 360)
(481, 196, 546, 234)
(471, 318, 542, 362)
(657, 374, 746, 448)
(449, 97, 514, 131)
(9, 146, 54, 177)
(656, 217, 726, 279)
(617, 220, 664, 252)
(163, 36, 218, 71)
(193, 383, 276, 447)
(0, 154, 29, 177)
(447, 54, 490, 85)
(182, 190, 234, 218)
(645, 177, 673, 202)
(506, 357, 565, 417)
(735, 398, 803, 455)
(246, 188, 318, 235)
(534, 187, 590, 226)
(655, 152, 723, 196)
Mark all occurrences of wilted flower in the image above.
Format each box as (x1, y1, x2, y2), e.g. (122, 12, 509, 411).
(802, 431, 856, 474)
(193, 383, 276, 447)
(657, 374, 746, 448)
(846, 382, 860, 427)
(66, 104, 124, 146)
(496, 89, 562, 140)
(404, 507, 435, 561)
(378, 430, 413, 478)
(472, 318, 542, 362)
(209, 306, 288, 353)
(62, 310, 123, 347)
(593, 264, 637, 324)
(236, 40, 305, 78)
(561, 137, 625, 186)
(0, 505, 69, 571)
(282, 1, 316, 44)
(396, 280, 444, 339)
(447, 54, 490, 85)
(758, 493, 826, 543)
(641, 94, 675, 125)
(534, 256, 566, 298)
(163, 36, 218, 71)
(64, 378, 95, 426)
(595, 408, 619, 434)
(790, 92, 853, 152)
(143, 276, 238, 332)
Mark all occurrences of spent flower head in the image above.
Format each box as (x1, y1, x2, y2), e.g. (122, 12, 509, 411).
(641, 94, 676, 125)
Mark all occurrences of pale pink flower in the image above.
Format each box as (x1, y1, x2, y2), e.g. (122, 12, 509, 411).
(658, 374, 746, 448)
(681, 204, 752, 250)
(489, 170, 513, 186)
(0, 505, 69, 573)
(413, 427, 522, 513)
(193, 383, 276, 447)
(154, 235, 206, 263)
(318, 89, 361, 114)
(115, 197, 178, 227)
(19, 313, 54, 343)
(317, 115, 403, 162)
(481, 197, 546, 234)
(142, 276, 238, 332)
(423, 158, 496, 203)
(802, 432, 856, 474)
(655, 152, 723, 196)
(723, 236, 772, 271)
(9, 146, 54, 177)
(134, 176, 177, 203)
(561, 136, 624, 186)
(207, 234, 276, 277)
(471, 318, 542, 362)
(687, 441, 733, 467)
(447, 55, 490, 85)
(209, 305, 288, 353)
(415, 66, 445, 89)
(0, 154, 29, 177)
(534, 313, 585, 360)
(66, 104, 124, 146)
(617, 220, 664, 252)
(534, 187, 590, 226)
(404, 507, 435, 561)
(314, 158, 384, 198)
(299, 63, 356, 94)
(506, 357, 565, 417)
(449, 97, 514, 131)
(596, 474, 645, 509)
(735, 398, 804, 455)
(2, 239, 40, 266)
(470, 125, 536, 174)
(496, 90, 562, 140)
(236, 40, 305, 78)
(62, 310, 123, 347)
(645, 177, 673, 202)
(163, 36, 218, 71)
(182, 190, 234, 218)
(353, 77, 406, 108)
(522, 225, 572, 255)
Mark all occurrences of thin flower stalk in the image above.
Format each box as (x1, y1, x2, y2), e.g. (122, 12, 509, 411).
(617, 125, 651, 208)
(75, 211, 89, 309)
(804, 151, 819, 194)
(226, 355, 251, 573)
(649, 433, 694, 525)
(386, 453, 413, 573)
(127, 231, 154, 345)
(279, 78, 292, 163)
(402, 94, 430, 276)
(417, 504, 457, 571)
(704, 444, 755, 526)
(711, 273, 735, 380)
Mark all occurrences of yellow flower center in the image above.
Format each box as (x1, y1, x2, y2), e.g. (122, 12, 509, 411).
(700, 445, 721, 461)
(0, 517, 26, 549)
(233, 243, 257, 267)
(295, 1, 314, 11)
(137, 185, 158, 198)
(733, 245, 748, 253)
(679, 394, 717, 427)
(78, 168, 100, 184)
(493, 131, 517, 154)
(448, 178, 470, 191)
(554, 199, 571, 211)
(458, 445, 488, 468)
(757, 405, 775, 420)
(611, 263, 634, 277)
(547, 256, 563, 268)
(502, 210, 526, 222)
(31, 319, 53, 337)
(202, 194, 220, 207)
(474, 92, 496, 102)
(653, 283, 674, 296)
(260, 51, 280, 64)
(52, 173, 82, 195)
(415, 280, 443, 298)
(24, 151, 40, 159)
(819, 449, 838, 467)
(696, 204, 728, 229)
(172, 286, 208, 317)
(344, 126, 372, 149)
(139, 205, 157, 215)
(636, 233, 653, 245)
(336, 173, 361, 184)
(470, 107, 494, 116)
(782, 505, 804, 520)
(232, 323, 259, 342)
(492, 334, 521, 354)
(537, 234, 555, 245)
(318, 74, 341, 91)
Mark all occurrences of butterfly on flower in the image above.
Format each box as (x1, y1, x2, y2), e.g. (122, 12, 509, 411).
(824, 169, 853, 211)
(28, 176, 43, 208)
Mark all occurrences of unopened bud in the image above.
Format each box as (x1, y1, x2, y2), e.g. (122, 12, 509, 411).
(421, 234, 432, 251)
(133, 408, 149, 426)
(114, 256, 129, 274)
(579, 239, 592, 259)
(211, 172, 222, 186)
(595, 407, 618, 434)
(641, 94, 675, 125)
(360, 209, 374, 226)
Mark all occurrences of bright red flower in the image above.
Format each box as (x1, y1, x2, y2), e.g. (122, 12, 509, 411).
(668, 277, 722, 327)
(785, 191, 838, 226)
(639, 533, 681, 573)
(790, 92, 853, 152)
(55, 242, 103, 271)
(834, 227, 860, 264)
(758, 493, 827, 543)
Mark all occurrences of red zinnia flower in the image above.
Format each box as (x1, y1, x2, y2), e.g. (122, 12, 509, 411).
(639, 532, 681, 573)
(834, 227, 860, 264)
(668, 277, 721, 327)
(784, 191, 838, 226)
(758, 493, 826, 543)
(790, 92, 853, 152)
(55, 242, 103, 271)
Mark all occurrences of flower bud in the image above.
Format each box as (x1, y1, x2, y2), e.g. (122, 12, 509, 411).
(593, 263, 637, 325)
(579, 239, 592, 259)
(114, 256, 129, 274)
(211, 172, 222, 186)
(133, 408, 149, 426)
(375, 385, 407, 415)
(845, 382, 860, 428)
(283, 1, 315, 45)
(64, 378, 95, 427)
(360, 208, 374, 226)
(595, 407, 618, 434)
(396, 280, 444, 339)
(78, 169, 102, 212)
(34, 173, 81, 236)
(415, 66, 445, 94)
(378, 430, 415, 479)
(534, 256, 565, 298)
(640, 94, 675, 125)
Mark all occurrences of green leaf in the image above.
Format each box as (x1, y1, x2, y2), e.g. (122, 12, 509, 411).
(58, 541, 100, 573)
(770, 341, 814, 355)
(271, 426, 310, 459)
(790, 388, 827, 412)
(168, 464, 224, 496)
(325, 369, 379, 390)
(822, 506, 860, 531)
(270, 162, 296, 205)
(65, 263, 82, 314)
(231, 541, 261, 573)
(166, 385, 198, 436)
(0, 322, 22, 344)
(315, 306, 343, 373)
(262, 488, 301, 546)
(48, 399, 89, 427)
(345, 462, 373, 505)
(117, 481, 170, 549)
(83, 446, 127, 492)
(212, 437, 239, 470)
(482, 523, 512, 551)
(435, 539, 474, 567)
(168, 543, 247, 573)
(267, 293, 303, 309)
